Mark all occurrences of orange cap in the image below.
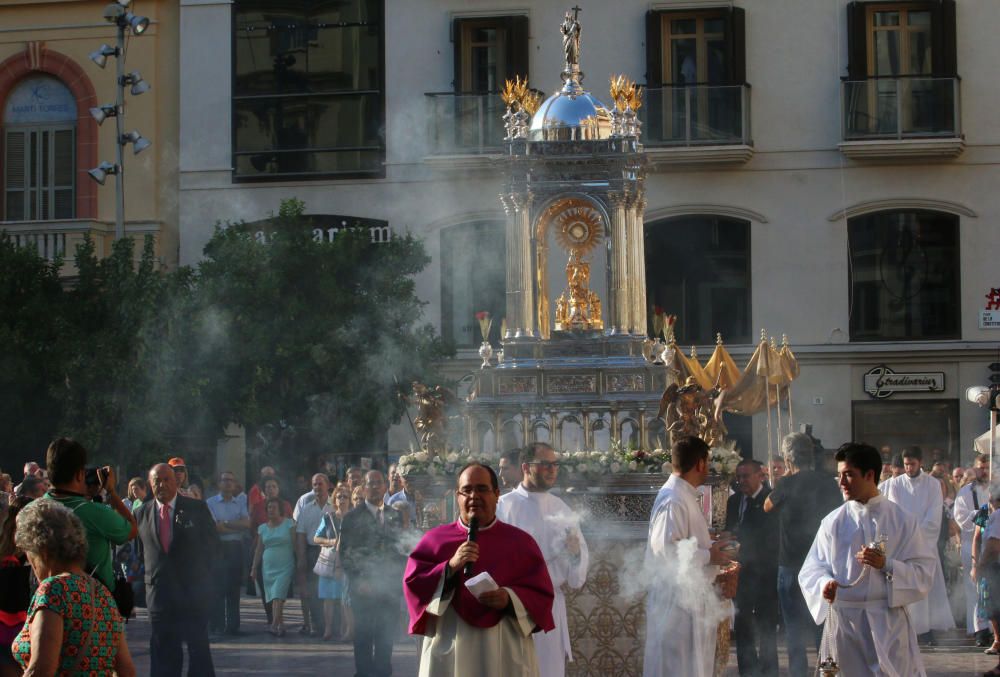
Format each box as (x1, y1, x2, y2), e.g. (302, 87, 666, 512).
(167, 457, 186, 468)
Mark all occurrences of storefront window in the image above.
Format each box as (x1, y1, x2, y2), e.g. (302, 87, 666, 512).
(853, 399, 959, 467)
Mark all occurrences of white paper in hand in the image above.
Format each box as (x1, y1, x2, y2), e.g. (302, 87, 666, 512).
(464, 571, 499, 597)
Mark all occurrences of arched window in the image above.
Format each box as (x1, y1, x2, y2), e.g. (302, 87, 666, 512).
(848, 209, 959, 341)
(440, 220, 506, 348)
(3, 75, 76, 221)
(644, 215, 751, 345)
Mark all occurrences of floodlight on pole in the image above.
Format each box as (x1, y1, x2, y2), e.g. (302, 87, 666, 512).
(88, 161, 119, 185)
(88, 44, 119, 69)
(125, 12, 150, 34)
(121, 72, 150, 96)
(102, 3, 125, 22)
(89, 104, 118, 125)
(121, 130, 152, 155)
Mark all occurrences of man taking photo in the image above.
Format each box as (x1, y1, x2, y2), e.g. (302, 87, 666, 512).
(43, 438, 137, 600)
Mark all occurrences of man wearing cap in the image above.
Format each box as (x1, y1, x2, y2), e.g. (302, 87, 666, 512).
(168, 457, 192, 497)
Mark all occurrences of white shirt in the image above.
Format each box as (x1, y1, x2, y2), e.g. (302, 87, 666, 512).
(294, 493, 331, 546)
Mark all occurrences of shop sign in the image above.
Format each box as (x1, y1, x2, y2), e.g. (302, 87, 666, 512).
(981, 287, 1000, 329)
(864, 365, 945, 399)
(244, 215, 391, 245)
(4, 76, 76, 124)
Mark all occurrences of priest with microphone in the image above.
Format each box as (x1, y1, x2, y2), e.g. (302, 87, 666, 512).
(403, 462, 555, 677)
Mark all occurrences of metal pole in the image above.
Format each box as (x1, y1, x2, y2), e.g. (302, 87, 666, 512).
(991, 409, 997, 486)
(114, 24, 125, 241)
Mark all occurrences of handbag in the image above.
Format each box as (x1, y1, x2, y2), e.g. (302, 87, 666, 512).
(312, 514, 340, 578)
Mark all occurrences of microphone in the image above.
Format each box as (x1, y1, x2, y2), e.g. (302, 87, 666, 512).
(464, 516, 479, 576)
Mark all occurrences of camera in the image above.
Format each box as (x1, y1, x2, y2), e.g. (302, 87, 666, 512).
(85, 467, 102, 487)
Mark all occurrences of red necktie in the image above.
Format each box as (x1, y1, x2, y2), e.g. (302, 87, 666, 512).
(159, 504, 172, 553)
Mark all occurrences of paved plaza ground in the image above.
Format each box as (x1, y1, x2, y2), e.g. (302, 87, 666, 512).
(123, 594, 994, 676)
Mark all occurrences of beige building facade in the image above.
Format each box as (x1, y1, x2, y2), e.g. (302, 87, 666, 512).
(166, 0, 1000, 464)
(0, 0, 179, 273)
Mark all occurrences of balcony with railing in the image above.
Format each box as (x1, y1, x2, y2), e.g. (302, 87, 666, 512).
(424, 92, 506, 168)
(839, 77, 963, 159)
(639, 84, 753, 167)
(1, 219, 163, 276)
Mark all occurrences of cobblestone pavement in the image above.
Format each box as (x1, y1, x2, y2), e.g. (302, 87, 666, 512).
(125, 595, 993, 675)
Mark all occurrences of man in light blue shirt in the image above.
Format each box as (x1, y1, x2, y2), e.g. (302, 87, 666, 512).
(386, 474, 417, 526)
(206, 471, 250, 635)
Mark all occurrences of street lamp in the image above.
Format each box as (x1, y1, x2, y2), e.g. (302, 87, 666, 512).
(88, 2, 152, 241)
(967, 381, 1000, 483)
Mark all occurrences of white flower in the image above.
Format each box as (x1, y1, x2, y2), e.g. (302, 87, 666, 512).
(610, 462, 621, 473)
(446, 452, 459, 463)
(628, 461, 638, 471)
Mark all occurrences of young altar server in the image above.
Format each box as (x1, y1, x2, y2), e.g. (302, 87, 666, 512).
(879, 445, 954, 640)
(799, 442, 937, 677)
(497, 442, 589, 677)
(404, 463, 555, 677)
(643, 436, 736, 677)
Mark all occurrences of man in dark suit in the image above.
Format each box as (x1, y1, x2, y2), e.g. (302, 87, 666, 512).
(135, 462, 220, 677)
(725, 459, 779, 677)
(339, 469, 408, 677)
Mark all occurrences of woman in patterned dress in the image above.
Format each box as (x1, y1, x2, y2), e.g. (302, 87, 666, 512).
(12, 498, 135, 676)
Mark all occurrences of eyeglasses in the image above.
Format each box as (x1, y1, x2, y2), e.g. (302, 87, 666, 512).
(527, 461, 561, 470)
(457, 486, 494, 497)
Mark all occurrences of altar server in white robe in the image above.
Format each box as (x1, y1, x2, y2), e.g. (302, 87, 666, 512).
(498, 442, 589, 677)
(879, 445, 954, 637)
(953, 453, 991, 637)
(800, 442, 936, 677)
(643, 436, 735, 677)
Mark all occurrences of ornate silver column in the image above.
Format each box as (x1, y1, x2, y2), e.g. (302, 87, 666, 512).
(608, 192, 629, 334)
(501, 192, 535, 338)
(627, 194, 648, 335)
(514, 193, 535, 337)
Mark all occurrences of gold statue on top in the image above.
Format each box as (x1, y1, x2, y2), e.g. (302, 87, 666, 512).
(554, 252, 603, 331)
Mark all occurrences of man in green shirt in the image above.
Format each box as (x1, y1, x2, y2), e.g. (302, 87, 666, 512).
(44, 437, 138, 591)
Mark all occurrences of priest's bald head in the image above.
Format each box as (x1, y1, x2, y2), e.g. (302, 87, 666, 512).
(455, 463, 501, 526)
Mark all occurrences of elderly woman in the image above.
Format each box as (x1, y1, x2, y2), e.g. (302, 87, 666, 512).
(250, 497, 296, 637)
(12, 499, 135, 676)
(250, 477, 294, 625)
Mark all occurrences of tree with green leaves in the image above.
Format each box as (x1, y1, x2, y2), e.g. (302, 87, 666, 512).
(195, 198, 450, 467)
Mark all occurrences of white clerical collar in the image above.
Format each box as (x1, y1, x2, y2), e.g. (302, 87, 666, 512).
(849, 494, 885, 512)
(515, 484, 546, 498)
(458, 517, 497, 532)
(749, 486, 763, 500)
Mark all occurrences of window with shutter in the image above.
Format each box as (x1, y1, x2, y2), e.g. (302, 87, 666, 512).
(644, 8, 748, 146)
(452, 16, 529, 93)
(844, 1, 958, 139)
(3, 76, 77, 222)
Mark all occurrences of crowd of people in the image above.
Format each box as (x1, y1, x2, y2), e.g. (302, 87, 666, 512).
(1, 433, 999, 677)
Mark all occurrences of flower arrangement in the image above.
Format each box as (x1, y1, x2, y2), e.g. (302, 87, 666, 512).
(397, 447, 499, 478)
(709, 442, 743, 477)
(396, 443, 742, 480)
